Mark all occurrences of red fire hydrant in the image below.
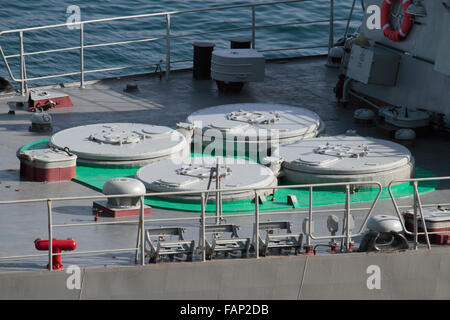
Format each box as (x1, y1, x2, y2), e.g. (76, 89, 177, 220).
(35, 238, 77, 270)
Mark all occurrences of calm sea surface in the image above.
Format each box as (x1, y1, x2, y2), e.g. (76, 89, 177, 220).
(0, 0, 363, 87)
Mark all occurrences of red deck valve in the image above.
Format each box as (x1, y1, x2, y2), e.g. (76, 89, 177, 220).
(303, 245, 313, 256)
(35, 238, 77, 270)
(348, 241, 354, 252)
(330, 242, 339, 253)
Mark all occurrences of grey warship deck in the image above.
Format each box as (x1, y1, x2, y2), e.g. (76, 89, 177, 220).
(1, 56, 450, 299)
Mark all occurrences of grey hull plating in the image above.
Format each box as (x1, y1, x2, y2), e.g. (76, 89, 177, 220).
(1, 248, 449, 300)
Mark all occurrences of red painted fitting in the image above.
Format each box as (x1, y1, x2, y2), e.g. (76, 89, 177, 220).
(35, 238, 77, 270)
(330, 243, 338, 253)
(313, 249, 317, 256)
(95, 213, 99, 221)
(304, 245, 313, 256)
(348, 242, 354, 252)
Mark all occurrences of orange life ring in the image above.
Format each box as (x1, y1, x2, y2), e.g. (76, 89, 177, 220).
(381, 0, 413, 41)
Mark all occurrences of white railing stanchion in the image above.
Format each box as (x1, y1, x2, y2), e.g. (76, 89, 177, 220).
(166, 14, 171, 80)
(80, 23, 85, 88)
(201, 192, 206, 262)
(328, 0, 334, 53)
(413, 182, 419, 250)
(344, 0, 356, 39)
(251, 6, 256, 48)
(254, 191, 260, 259)
(19, 31, 25, 96)
(140, 195, 145, 265)
(307, 186, 313, 248)
(134, 227, 140, 264)
(47, 199, 53, 271)
(345, 184, 351, 251)
(216, 162, 220, 224)
(414, 182, 431, 249)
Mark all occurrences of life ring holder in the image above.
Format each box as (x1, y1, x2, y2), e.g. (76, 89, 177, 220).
(381, 0, 414, 41)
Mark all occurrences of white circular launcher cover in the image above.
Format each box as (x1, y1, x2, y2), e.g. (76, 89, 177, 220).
(136, 156, 277, 199)
(280, 135, 414, 185)
(50, 123, 188, 163)
(186, 103, 323, 143)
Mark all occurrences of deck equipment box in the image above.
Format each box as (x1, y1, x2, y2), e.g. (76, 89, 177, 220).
(403, 207, 450, 245)
(211, 49, 265, 83)
(28, 90, 74, 112)
(18, 148, 77, 182)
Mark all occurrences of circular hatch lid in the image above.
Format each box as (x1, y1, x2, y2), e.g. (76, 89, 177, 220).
(281, 135, 413, 175)
(186, 103, 323, 142)
(50, 123, 188, 162)
(136, 156, 277, 200)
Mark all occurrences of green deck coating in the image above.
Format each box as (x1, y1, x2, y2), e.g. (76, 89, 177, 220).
(19, 138, 438, 212)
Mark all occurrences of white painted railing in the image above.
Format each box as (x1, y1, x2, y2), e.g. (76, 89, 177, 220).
(0, 0, 361, 95)
(0, 180, 383, 270)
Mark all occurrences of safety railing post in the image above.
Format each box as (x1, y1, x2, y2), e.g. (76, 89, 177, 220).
(328, 0, 334, 53)
(413, 183, 419, 250)
(254, 191, 259, 259)
(201, 192, 206, 262)
(219, 189, 223, 221)
(345, 184, 351, 251)
(414, 181, 431, 250)
(80, 23, 85, 88)
(47, 199, 53, 271)
(216, 162, 220, 224)
(307, 186, 313, 247)
(251, 6, 256, 49)
(134, 228, 140, 264)
(140, 195, 145, 265)
(165, 14, 171, 80)
(19, 31, 25, 96)
(344, 0, 356, 39)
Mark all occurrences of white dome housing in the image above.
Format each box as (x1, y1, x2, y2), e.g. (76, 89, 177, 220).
(103, 178, 146, 209)
(367, 215, 403, 233)
(353, 108, 375, 123)
(29, 112, 52, 132)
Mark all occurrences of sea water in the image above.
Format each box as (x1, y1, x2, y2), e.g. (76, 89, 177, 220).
(0, 0, 363, 87)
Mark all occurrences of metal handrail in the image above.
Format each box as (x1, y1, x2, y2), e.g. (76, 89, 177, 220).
(0, 0, 311, 34)
(0, 0, 360, 95)
(3, 19, 346, 60)
(0, 181, 383, 205)
(305, 182, 383, 250)
(388, 176, 450, 250)
(0, 179, 384, 269)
